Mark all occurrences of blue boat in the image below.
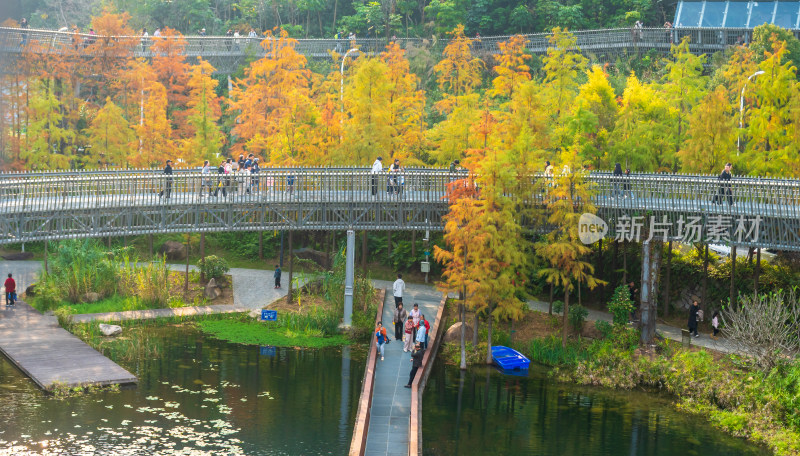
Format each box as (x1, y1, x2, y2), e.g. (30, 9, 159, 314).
(491, 346, 530, 371)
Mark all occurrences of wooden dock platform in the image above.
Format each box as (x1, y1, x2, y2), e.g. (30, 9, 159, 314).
(0, 301, 137, 390)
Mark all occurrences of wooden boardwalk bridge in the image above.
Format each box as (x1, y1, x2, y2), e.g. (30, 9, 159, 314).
(0, 301, 137, 391)
(2, 26, 799, 74)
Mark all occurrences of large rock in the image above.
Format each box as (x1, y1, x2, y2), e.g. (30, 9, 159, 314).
(82, 292, 101, 303)
(99, 324, 122, 336)
(159, 240, 186, 260)
(443, 322, 474, 344)
(25, 284, 37, 297)
(2, 252, 33, 260)
(293, 248, 329, 268)
(204, 278, 222, 300)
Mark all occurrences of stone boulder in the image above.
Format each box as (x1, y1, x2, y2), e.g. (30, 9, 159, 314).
(99, 324, 122, 336)
(443, 322, 474, 344)
(159, 240, 186, 260)
(204, 278, 222, 300)
(300, 278, 324, 295)
(25, 284, 37, 297)
(1, 252, 33, 260)
(293, 248, 329, 268)
(82, 292, 101, 303)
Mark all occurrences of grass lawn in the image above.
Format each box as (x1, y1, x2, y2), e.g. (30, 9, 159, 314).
(198, 318, 350, 348)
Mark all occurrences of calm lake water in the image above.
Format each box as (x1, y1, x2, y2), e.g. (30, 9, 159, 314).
(422, 362, 766, 456)
(0, 326, 366, 455)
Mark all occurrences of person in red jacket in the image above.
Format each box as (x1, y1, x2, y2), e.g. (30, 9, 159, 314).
(4, 273, 16, 306)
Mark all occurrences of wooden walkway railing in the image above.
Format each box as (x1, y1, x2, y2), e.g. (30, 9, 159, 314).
(349, 288, 386, 456)
(409, 293, 448, 456)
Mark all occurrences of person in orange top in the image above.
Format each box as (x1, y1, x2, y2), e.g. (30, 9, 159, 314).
(4, 273, 16, 306)
(374, 322, 391, 361)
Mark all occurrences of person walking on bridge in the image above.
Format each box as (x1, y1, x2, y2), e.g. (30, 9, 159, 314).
(371, 156, 383, 196)
(4, 273, 16, 306)
(393, 273, 405, 308)
(375, 322, 391, 361)
(405, 342, 425, 388)
(713, 162, 734, 206)
(393, 303, 407, 341)
(200, 160, 212, 197)
(158, 159, 173, 199)
(612, 163, 623, 198)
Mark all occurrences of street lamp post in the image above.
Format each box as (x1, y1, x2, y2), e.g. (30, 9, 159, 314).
(737, 70, 765, 154)
(339, 48, 359, 141)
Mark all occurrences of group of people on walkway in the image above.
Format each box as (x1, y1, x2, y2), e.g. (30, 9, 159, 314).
(371, 273, 432, 388)
(370, 156, 407, 197)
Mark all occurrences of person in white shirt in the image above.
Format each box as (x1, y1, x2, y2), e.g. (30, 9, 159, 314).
(409, 303, 421, 341)
(200, 160, 212, 197)
(393, 273, 405, 308)
(370, 156, 383, 196)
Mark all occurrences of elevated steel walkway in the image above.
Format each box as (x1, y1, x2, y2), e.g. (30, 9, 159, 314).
(0, 168, 798, 250)
(2, 26, 798, 74)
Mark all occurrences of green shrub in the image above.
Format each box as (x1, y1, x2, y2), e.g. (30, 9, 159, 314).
(552, 300, 564, 314)
(526, 335, 586, 366)
(595, 320, 613, 339)
(569, 304, 588, 332)
(198, 255, 229, 280)
(607, 285, 634, 326)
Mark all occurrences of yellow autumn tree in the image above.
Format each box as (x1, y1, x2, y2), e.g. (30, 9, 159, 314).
(87, 97, 135, 167)
(229, 29, 318, 164)
(182, 58, 224, 165)
(380, 42, 426, 163)
(488, 34, 531, 100)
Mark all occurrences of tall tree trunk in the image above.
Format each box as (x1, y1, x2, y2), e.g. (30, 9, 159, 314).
(44, 240, 48, 274)
(754, 248, 760, 296)
(259, 231, 264, 260)
(622, 240, 628, 285)
(411, 231, 416, 258)
(286, 231, 294, 305)
(485, 314, 493, 364)
(701, 244, 709, 314)
(387, 232, 392, 258)
(663, 240, 672, 317)
(473, 313, 479, 346)
(612, 240, 619, 286)
(548, 283, 554, 315)
(459, 300, 466, 370)
(332, 0, 339, 32)
(730, 246, 737, 309)
(184, 233, 190, 292)
(361, 231, 367, 277)
(149, 234, 153, 258)
(200, 233, 206, 283)
(562, 288, 570, 348)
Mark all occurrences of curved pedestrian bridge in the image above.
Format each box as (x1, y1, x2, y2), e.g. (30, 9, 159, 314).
(2, 26, 797, 74)
(0, 168, 798, 250)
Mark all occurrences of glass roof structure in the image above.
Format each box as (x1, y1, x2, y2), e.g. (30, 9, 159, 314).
(674, 1, 800, 28)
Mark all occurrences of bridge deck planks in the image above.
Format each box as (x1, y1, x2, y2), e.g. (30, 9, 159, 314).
(0, 302, 137, 390)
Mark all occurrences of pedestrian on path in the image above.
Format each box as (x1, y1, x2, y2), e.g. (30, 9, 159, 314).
(200, 160, 212, 197)
(711, 311, 720, 339)
(688, 300, 700, 338)
(403, 317, 415, 352)
(371, 156, 383, 196)
(409, 303, 420, 340)
(158, 159, 173, 199)
(375, 322, 390, 361)
(419, 314, 430, 349)
(393, 303, 407, 340)
(405, 342, 424, 388)
(415, 317, 427, 346)
(393, 273, 405, 307)
(274, 266, 281, 289)
(713, 162, 734, 206)
(4, 273, 16, 306)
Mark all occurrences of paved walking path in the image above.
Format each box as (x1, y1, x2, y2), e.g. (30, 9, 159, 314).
(0, 301, 137, 390)
(364, 282, 443, 456)
(527, 300, 737, 353)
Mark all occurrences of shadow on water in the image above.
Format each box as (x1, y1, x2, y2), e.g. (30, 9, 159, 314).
(0, 325, 366, 455)
(423, 360, 766, 456)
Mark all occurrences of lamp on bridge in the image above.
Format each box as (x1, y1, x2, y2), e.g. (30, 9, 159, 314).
(737, 70, 765, 155)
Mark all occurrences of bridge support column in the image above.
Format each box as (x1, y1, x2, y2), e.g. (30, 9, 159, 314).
(343, 229, 355, 327)
(640, 240, 662, 344)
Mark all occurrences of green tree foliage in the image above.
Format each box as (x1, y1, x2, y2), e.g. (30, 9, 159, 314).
(183, 57, 225, 165)
(87, 97, 135, 168)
